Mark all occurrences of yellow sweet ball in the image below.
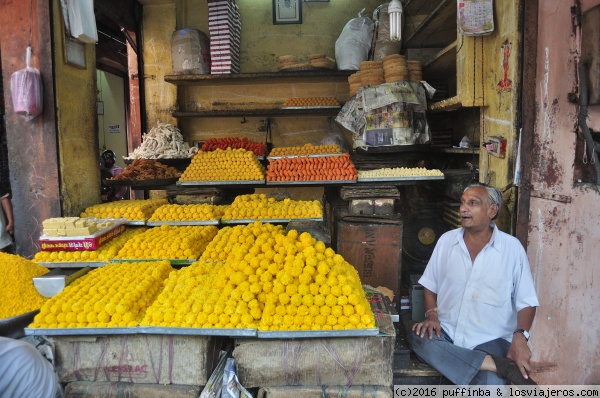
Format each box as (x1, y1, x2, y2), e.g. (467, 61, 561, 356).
(148, 203, 220, 222)
(115, 225, 218, 260)
(180, 149, 265, 182)
(81, 199, 167, 221)
(0, 253, 49, 320)
(129, 221, 379, 332)
(31, 261, 172, 329)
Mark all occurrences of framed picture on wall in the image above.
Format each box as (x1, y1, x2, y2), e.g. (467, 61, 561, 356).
(273, 0, 302, 25)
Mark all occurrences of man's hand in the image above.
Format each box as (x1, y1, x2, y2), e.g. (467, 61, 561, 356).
(507, 333, 532, 379)
(412, 312, 441, 339)
(5, 221, 13, 235)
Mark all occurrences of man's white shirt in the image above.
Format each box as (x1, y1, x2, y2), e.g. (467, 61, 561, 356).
(418, 223, 539, 349)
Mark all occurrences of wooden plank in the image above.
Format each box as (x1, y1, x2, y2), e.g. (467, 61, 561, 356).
(405, 0, 447, 19)
(173, 108, 341, 117)
(165, 70, 353, 86)
(404, 0, 456, 48)
(428, 96, 462, 112)
(422, 41, 457, 82)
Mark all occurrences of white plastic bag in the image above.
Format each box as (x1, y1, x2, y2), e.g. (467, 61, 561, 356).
(10, 47, 43, 121)
(372, 3, 402, 61)
(68, 0, 98, 43)
(221, 358, 251, 398)
(335, 8, 374, 70)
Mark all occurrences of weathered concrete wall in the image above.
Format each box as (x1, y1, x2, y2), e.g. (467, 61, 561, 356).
(52, 0, 100, 217)
(142, 3, 178, 127)
(528, 0, 600, 384)
(0, 0, 61, 257)
(0, 0, 102, 256)
(179, 0, 383, 73)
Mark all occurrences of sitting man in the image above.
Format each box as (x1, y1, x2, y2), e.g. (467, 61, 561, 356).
(0, 337, 63, 397)
(101, 149, 127, 201)
(407, 183, 539, 386)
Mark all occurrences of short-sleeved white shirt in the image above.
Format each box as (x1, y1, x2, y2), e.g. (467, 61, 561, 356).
(0, 192, 12, 249)
(418, 223, 539, 350)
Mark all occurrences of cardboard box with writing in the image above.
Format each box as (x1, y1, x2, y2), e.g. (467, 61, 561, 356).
(54, 334, 217, 385)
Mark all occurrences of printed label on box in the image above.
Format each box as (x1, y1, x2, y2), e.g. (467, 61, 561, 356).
(39, 224, 126, 251)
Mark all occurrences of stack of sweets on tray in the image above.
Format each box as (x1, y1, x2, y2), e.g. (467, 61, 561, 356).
(42, 217, 104, 237)
(308, 53, 335, 69)
(208, 0, 241, 74)
(382, 54, 408, 83)
(407, 60, 423, 83)
(360, 61, 385, 87)
(348, 72, 362, 97)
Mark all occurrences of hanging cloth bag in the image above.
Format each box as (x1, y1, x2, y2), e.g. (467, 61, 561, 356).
(335, 9, 374, 70)
(10, 46, 43, 121)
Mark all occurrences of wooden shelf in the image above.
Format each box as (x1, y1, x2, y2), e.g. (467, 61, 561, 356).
(429, 147, 479, 155)
(404, 0, 456, 48)
(173, 107, 341, 118)
(165, 70, 353, 86)
(428, 96, 463, 112)
(422, 41, 457, 81)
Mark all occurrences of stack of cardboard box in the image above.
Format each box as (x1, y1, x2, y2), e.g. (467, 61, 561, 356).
(208, 0, 241, 74)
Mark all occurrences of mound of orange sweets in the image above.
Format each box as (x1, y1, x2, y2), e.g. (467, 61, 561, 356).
(266, 153, 357, 182)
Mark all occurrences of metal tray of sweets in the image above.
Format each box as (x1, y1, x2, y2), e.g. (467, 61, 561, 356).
(356, 175, 445, 183)
(112, 258, 197, 266)
(266, 179, 356, 186)
(177, 180, 265, 186)
(125, 220, 146, 226)
(220, 217, 323, 225)
(137, 326, 257, 337)
(25, 326, 138, 336)
(104, 177, 179, 188)
(267, 153, 342, 160)
(0, 310, 39, 339)
(36, 261, 107, 269)
(257, 327, 379, 339)
(146, 220, 219, 226)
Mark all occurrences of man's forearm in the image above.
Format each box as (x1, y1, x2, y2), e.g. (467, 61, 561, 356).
(423, 288, 438, 318)
(1, 197, 13, 227)
(516, 306, 536, 331)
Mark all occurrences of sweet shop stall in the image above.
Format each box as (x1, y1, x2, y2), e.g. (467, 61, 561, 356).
(0, 199, 396, 396)
(0, 0, 524, 394)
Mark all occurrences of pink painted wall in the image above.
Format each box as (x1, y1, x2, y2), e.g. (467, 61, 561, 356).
(528, 0, 600, 384)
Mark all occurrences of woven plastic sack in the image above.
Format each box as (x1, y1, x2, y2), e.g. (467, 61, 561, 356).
(335, 9, 374, 70)
(67, 0, 98, 43)
(10, 47, 43, 121)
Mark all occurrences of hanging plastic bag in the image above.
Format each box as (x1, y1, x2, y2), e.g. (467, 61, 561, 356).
(372, 3, 402, 61)
(68, 0, 98, 43)
(10, 46, 43, 121)
(335, 8, 374, 70)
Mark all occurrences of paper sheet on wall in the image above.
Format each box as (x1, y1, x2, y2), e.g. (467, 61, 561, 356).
(458, 0, 494, 36)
